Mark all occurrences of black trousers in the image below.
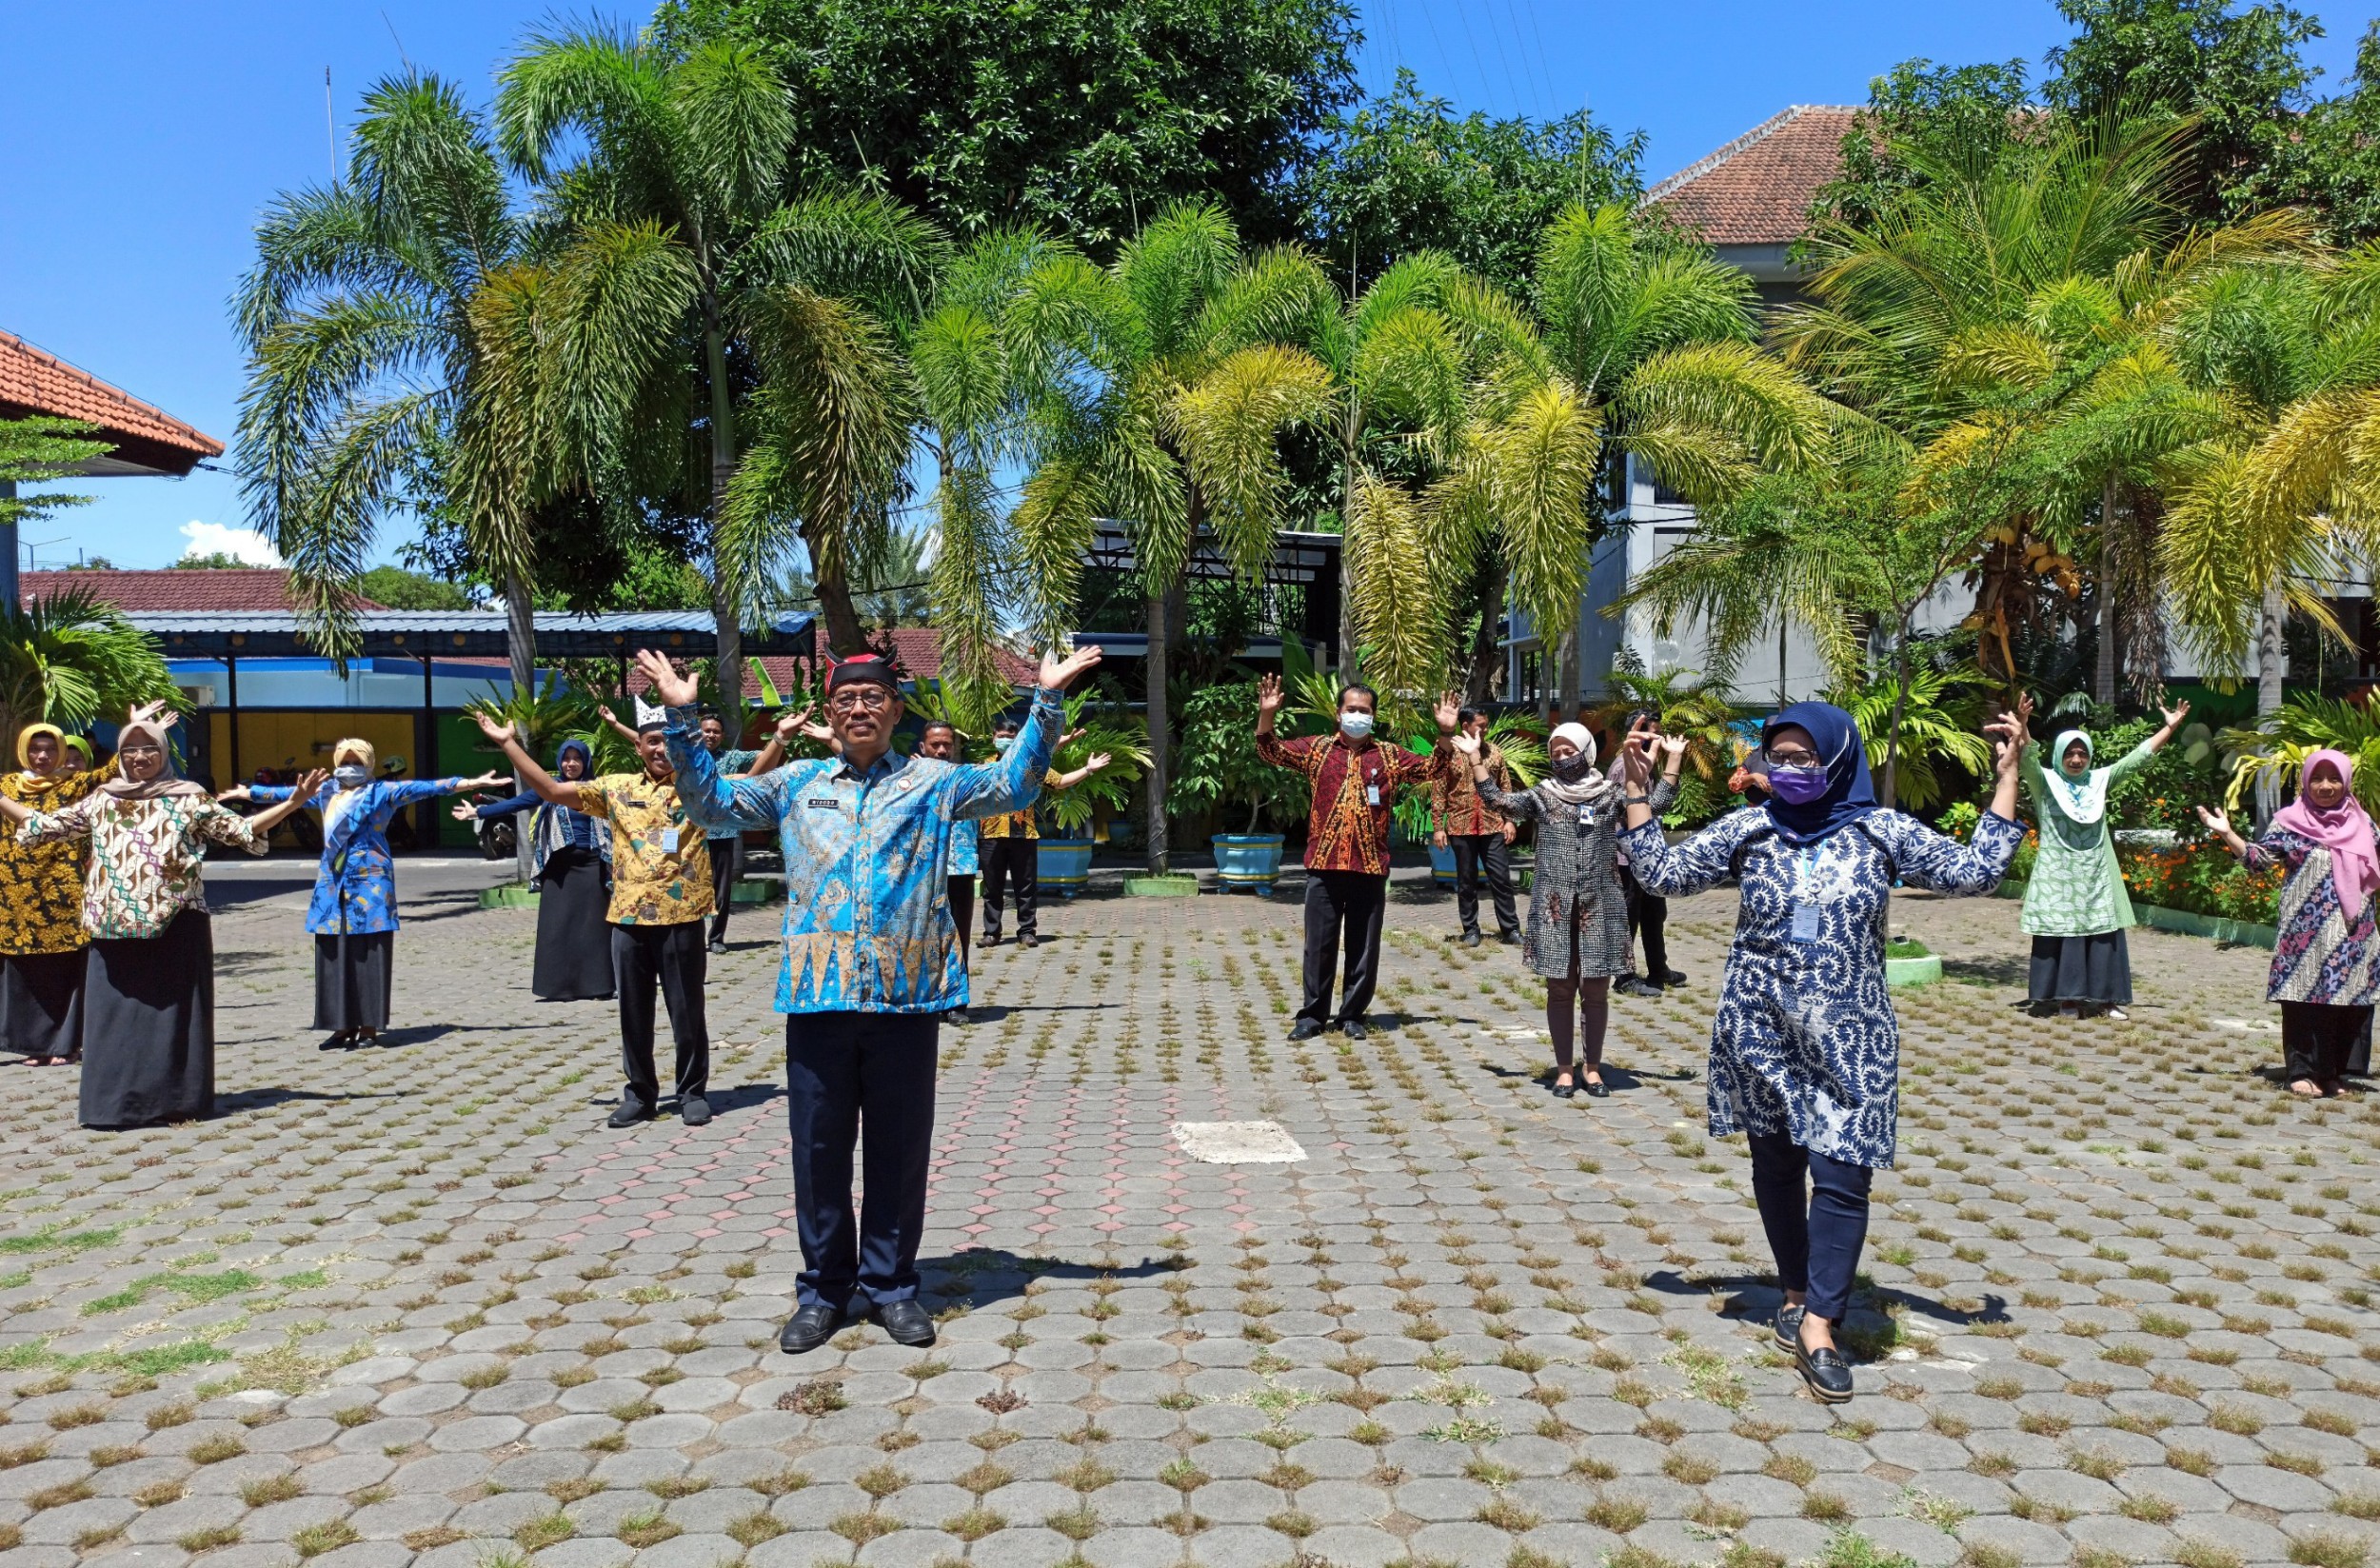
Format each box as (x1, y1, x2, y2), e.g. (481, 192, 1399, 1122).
(1451, 833, 1518, 939)
(2283, 1001, 2370, 1084)
(784, 1011, 938, 1311)
(707, 837, 740, 946)
(981, 836, 1037, 939)
(1622, 864, 1669, 980)
(610, 922, 709, 1110)
(948, 876, 975, 971)
(1299, 869, 1387, 1026)
(1748, 1133, 1874, 1323)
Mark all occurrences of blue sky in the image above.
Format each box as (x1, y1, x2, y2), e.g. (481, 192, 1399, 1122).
(5, 1, 2366, 572)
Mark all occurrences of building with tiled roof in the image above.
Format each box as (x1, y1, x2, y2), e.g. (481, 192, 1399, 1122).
(0, 331, 225, 478)
(22, 567, 381, 614)
(1641, 105, 1859, 301)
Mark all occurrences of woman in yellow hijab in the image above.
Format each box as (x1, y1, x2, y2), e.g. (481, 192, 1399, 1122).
(0, 721, 116, 1063)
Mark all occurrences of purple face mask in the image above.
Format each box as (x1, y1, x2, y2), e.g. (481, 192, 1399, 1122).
(1767, 764, 1831, 804)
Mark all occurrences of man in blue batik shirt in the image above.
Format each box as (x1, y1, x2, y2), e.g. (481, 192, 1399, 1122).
(646, 642, 1104, 1353)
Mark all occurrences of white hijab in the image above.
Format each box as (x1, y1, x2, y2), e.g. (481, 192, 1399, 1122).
(2040, 728, 2111, 826)
(1537, 723, 1614, 808)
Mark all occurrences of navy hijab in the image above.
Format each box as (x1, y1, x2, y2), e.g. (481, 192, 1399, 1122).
(1761, 702, 1879, 846)
(555, 738, 592, 778)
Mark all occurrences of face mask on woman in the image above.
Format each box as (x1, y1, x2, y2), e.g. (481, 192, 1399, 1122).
(333, 764, 369, 789)
(1339, 711, 1375, 741)
(1767, 764, 1830, 804)
(991, 734, 1013, 753)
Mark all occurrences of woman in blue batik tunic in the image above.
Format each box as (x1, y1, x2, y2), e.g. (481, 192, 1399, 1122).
(1616, 697, 2029, 1403)
(228, 739, 503, 1046)
(459, 738, 615, 1003)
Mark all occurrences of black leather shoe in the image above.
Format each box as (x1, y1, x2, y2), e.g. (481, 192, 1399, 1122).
(1498, 931, 1522, 946)
(1551, 1077, 1577, 1100)
(1662, 969, 1688, 986)
(1458, 931, 1481, 948)
(778, 1303, 841, 1354)
(318, 1031, 354, 1051)
(1774, 1300, 1805, 1353)
(1019, 933, 1040, 949)
(981, 933, 1002, 948)
(681, 1094, 712, 1127)
(1615, 975, 1662, 999)
(1583, 1075, 1610, 1098)
(707, 939, 727, 956)
(1288, 1019, 1325, 1041)
(878, 1300, 937, 1346)
(1796, 1339, 1854, 1403)
(606, 1101, 654, 1128)
(1339, 1018, 1368, 1041)
(948, 1006, 973, 1026)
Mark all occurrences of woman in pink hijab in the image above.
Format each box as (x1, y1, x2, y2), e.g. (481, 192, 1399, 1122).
(2200, 747, 2380, 1097)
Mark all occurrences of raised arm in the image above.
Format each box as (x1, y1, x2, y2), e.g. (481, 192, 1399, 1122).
(1252, 674, 1314, 772)
(1619, 811, 1763, 898)
(1451, 732, 1543, 823)
(200, 769, 331, 853)
(952, 645, 1105, 818)
(473, 714, 588, 809)
(1052, 754, 1110, 790)
(595, 705, 642, 745)
(383, 773, 503, 810)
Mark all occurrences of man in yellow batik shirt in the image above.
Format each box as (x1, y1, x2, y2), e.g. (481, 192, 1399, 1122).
(977, 714, 1109, 948)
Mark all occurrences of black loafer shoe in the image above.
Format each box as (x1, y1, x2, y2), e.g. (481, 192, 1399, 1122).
(878, 1300, 937, 1346)
(1796, 1340, 1854, 1403)
(1615, 975, 1662, 999)
(778, 1302, 842, 1354)
(1019, 933, 1040, 949)
(1774, 1301, 1805, 1354)
(1339, 1019, 1368, 1041)
(1458, 932, 1482, 948)
(1551, 1079, 1577, 1100)
(1288, 1019, 1326, 1042)
(1498, 932, 1522, 945)
(1662, 969, 1688, 986)
(681, 1094, 712, 1127)
(1583, 1076, 1610, 1098)
(606, 1101, 654, 1128)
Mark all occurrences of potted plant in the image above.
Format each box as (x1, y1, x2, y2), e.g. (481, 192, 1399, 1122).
(1038, 686, 1149, 896)
(1171, 678, 1311, 893)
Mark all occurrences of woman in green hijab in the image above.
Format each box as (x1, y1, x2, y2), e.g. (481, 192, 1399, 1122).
(2019, 700, 2190, 1019)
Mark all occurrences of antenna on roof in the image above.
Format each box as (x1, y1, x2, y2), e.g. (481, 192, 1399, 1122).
(326, 69, 337, 185)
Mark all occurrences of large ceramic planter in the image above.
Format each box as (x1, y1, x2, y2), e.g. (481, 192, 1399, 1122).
(1884, 954, 1943, 988)
(479, 883, 537, 910)
(1036, 839, 1094, 898)
(1428, 841, 1458, 887)
(1211, 834, 1285, 895)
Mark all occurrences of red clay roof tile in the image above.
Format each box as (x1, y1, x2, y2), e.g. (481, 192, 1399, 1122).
(23, 569, 383, 614)
(1643, 106, 1861, 247)
(0, 331, 225, 475)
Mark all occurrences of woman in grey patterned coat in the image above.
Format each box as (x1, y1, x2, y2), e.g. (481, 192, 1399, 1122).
(1457, 721, 1678, 1098)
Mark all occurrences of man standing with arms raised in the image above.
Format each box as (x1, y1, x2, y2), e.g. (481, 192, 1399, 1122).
(646, 642, 1103, 1353)
(1258, 675, 1460, 1040)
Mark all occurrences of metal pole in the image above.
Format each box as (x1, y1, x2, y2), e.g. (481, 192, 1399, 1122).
(226, 654, 242, 786)
(0, 478, 18, 615)
(416, 654, 438, 851)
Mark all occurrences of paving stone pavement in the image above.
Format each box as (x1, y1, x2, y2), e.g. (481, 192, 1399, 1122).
(0, 862, 2374, 1568)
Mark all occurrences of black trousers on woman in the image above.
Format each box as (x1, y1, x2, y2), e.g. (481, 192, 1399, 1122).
(2282, 1001, 2370, 1085)
(1748, 1133, 1874, 1323)
(1622, 864, 1669, 983)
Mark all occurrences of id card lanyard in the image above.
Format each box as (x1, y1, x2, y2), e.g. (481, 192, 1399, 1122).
(1789, 844, 1822, 943)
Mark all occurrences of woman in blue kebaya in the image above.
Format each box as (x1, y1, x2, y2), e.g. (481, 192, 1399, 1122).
(1616, 698, 2028, 1403)
(227, 740, 502, 1047)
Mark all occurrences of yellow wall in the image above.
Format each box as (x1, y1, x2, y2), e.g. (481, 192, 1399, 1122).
(208, 711, 420, 784)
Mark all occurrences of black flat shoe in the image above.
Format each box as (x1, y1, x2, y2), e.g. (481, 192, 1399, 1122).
(1614, 976, 1662, 999)
(1552, 1077, 1577, 1099)
(1796, 1340, 1854, 1403)
(778, 1302, 842, 1354)
(318, 1031, 354, 1051)
(1288, 1019, 1326, 1042)
(1661, 969, 1687, 986)
(680, 1094, 712, 1127)
(1339, 1019, 1368, 1041)
(607, 1101, 655, 1129)
(1458, 932, 1481, 948)
(878, 1300, 937, 1346)
(1583, 1076, 1610, 1098)
(1774, 1301, 1805, 1353)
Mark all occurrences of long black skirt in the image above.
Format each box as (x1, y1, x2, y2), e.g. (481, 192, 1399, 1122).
(1, 949, 85, 1061)
(533, 847, 614, 1002)
(83, 910, 213, 1129)
(2029, 929, 2133, 1005)
(314, 931, 393, 1032)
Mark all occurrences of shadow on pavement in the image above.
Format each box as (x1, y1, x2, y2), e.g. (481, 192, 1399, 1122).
(917, 1248, 1180, 1311)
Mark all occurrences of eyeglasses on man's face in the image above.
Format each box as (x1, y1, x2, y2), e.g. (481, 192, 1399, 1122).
(829, 689, 893, 714)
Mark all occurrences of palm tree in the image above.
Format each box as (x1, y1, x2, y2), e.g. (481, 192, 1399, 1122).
(1007, 203, 1334, 874)
(495, 23, 948, 687)
(0, 586, 180, 749)
(235, 70, 547, 694)
(2159, 248, 2380, 716)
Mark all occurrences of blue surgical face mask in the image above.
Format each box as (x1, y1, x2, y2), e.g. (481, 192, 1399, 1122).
(1339, 711, 1375, 741)
(992, 734, 1013, 753)
(333, 764, 369, 789)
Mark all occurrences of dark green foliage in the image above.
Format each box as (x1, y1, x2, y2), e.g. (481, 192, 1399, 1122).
(2043, 0, 2321, 222)
(2291, 21, 2380, 244)
(0, 417, 109, 529)
(649, 0, 1361, 255)
(1815, 59, 2035, 230)
(357, 566, 472, 611)
(1298, 69, 1644, 294)
(1169, 680, 1310, 836)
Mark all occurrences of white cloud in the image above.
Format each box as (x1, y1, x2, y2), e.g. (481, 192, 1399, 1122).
(178, 521, 283, 567)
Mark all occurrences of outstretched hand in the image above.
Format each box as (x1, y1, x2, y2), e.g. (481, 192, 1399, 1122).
(1256, 673, 1285, 719)
(129, 700, 176, 730)
(1985, 709, 2028, 778)
(1040, 642, 1103, 691)
(449, 800, 478, 823)
(1083, 752, 1112, 773)
(1657, 733, 1690, 768)
(1620, 731, 1656, 788)
(290, 768, 329, 798)
(2197, 804, 2233, 837)
(472, 712, 518, 746)
(633, 648, 699, 709)
(2160, 697, 2192, 729)
(1432, 690, 1462, 734)
(1449, 730, 1482, 758)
